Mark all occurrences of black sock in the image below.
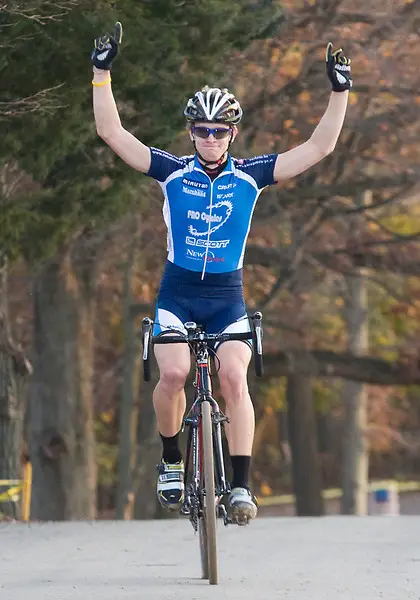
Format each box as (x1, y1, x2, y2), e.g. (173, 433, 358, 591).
(230, 455, 251, 489)
(160, 432, 182, 464)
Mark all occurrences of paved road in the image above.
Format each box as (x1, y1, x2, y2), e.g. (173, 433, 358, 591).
(1, 517, 419, 599)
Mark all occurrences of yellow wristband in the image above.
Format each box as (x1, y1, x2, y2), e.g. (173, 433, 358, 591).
(92, 77, 111, 87)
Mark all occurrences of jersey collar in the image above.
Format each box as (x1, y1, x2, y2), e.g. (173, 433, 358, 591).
(193, 153, 233, 176)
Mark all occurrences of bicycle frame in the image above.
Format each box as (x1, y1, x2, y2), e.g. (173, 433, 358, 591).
(180, 339, 231, 529)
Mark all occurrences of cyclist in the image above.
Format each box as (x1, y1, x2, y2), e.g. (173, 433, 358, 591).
(91, 23, 352, 523)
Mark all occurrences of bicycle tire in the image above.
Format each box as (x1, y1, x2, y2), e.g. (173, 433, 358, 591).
(201, 400, 218, 585)
(199, 516, 209, 580)
(197, 416, 209, 580)
(198, 416, 209, 581)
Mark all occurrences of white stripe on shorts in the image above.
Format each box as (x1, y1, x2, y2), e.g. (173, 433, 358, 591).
(154, 308, 187, 335)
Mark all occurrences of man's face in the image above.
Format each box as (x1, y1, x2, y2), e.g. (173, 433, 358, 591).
(189, 121, 237, 163)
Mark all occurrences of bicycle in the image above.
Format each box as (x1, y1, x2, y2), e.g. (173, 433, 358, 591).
(141, 311, 263, 585)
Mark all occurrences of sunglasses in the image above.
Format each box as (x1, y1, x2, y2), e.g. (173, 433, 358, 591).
(191, 126, 232, 140)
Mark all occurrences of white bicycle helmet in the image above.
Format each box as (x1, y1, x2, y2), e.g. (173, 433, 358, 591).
(184, 85, 243, 124)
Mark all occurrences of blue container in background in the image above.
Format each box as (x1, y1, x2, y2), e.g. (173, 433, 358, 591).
(375, 489, 389, 504)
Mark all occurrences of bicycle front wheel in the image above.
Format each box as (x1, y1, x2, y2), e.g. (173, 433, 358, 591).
(200, 400, 218, 585)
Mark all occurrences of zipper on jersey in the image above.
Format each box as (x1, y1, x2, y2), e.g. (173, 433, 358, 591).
(201, 177, 214, 280)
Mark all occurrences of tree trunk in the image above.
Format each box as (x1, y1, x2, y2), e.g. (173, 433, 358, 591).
(276, 408, 292, 467)
(116, 247, 140, 520)
(0, 258, 28, 518)
(341, 187, 371, 516)
(341, 273, 369, 515)
(286, 374, 324, 516)
(29, 247, 97, 520)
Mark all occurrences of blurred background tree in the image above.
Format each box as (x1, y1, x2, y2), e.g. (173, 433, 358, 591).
(1, 0, 420, 521)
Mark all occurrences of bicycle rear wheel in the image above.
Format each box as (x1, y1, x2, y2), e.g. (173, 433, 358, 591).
(199, 400, 218, 585)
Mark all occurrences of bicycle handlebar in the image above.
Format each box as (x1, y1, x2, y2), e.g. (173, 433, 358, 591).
(141, 311, 264, 380)
(152, 330, 253, 345)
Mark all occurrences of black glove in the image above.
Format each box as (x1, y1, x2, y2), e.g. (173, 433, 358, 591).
(326, 42, 352, 92)
(91, 21, 123, 71)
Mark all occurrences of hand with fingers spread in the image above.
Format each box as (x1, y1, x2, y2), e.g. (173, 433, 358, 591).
(91, 21, 123, 71)
(326, 42, 352, 92)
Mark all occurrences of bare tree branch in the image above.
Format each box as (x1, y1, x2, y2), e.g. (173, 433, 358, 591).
(0, 1, 80, 116)
(263, 348, 420, 386)
(259, 173, 419, 212)
(0, 1, 79, 25)
(246, 244, 420, 277)
(0, 84, 66, 118)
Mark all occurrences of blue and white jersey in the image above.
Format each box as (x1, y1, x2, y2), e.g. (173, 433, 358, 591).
(146, 148, 277, 277)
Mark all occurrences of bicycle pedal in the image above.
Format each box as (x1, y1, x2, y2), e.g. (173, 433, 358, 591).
(217, 504, 232, 526)
(232, 514, 250, 526)
(180, 499, 192, 516)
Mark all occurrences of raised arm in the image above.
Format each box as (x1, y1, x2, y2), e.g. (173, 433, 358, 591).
(91, 22, 151, 174)
(273, 42, 352, 182)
